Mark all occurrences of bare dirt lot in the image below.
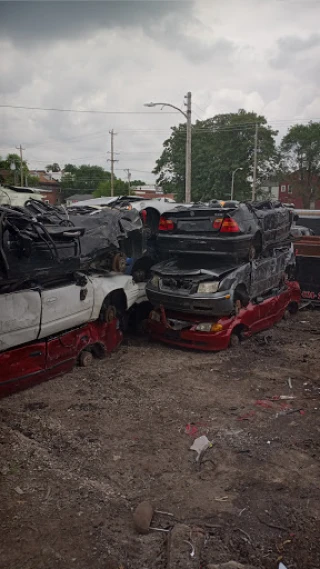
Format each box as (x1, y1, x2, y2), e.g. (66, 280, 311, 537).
(1, 311, 320, 569)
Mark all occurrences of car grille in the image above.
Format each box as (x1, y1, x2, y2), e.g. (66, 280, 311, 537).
(160, 278, 195, 292)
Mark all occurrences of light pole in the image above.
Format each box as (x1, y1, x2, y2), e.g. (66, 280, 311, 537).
(231, 167, 243, 200)
(144, 92, 192, 203)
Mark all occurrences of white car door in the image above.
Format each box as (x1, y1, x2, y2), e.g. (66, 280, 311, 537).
(39, 280, 94, 339)
(0, 290, 41, 352)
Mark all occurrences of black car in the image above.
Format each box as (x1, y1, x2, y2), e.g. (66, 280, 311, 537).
(146, 248, 294, 317)
(157, 200, 292, 261)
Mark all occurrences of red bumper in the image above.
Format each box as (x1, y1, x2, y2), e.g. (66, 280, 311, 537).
(147, 281, 301, 352)
(0, 318, 122, 398)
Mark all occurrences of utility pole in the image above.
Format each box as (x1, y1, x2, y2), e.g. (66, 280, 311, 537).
(252, 123, 258, 201)
(123, 168, 131, 195)
(185, 91, 192, 203)
(16, 144, 25, 187)
(108, 129, 118, 197)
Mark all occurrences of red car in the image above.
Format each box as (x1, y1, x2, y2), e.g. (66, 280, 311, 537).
(147, 281, 300, 352)
(0, 318, 122, 399)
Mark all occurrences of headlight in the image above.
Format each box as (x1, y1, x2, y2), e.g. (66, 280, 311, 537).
(193, 322, 224, 333)
(150, 275, 160, 288)
(194, 322, 213, 332)
(198, 281, 219, 293)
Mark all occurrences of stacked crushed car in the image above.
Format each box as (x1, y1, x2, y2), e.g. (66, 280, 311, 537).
(146, 200, 299, 348)
(0, 200, 150, 396)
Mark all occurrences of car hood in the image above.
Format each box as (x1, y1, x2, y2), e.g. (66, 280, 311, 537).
(152, 257, 241, 279)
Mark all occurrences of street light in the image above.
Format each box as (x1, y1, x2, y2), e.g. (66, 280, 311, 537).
(231, 167, 243, 200)
(144, 92, 192, 203)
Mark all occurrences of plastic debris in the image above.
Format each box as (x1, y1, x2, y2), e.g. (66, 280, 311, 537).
(279, 563, 288, 569)
(255, 399, 274, 409)
(190, 435, 212, 461)
(288, 378, 293, 389)
(237, 411, 256, 421)
(185, 423, 199, 437)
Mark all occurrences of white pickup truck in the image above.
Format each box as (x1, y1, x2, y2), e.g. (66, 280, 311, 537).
(0, 273, 147, 353)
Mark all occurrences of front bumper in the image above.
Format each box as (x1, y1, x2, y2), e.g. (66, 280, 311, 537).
(146, 285, 234, 316)
(147, 310, 232, 352)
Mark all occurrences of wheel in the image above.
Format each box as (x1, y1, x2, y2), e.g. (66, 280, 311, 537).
(112, 253, 126, 273)
(248, 232, 262, 261)
(233, 286, 249, 315)
(100, 304, 117, 323)
(229, 333, 241, 348)
(79, 351, 93, 367)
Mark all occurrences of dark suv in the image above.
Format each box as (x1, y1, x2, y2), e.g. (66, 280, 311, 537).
(146, 248, 294, 317)
(157, 200, 292, 261)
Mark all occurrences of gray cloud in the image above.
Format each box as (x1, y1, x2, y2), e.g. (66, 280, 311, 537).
(271, 33, 320, 69)
(0, 1, 194, 45)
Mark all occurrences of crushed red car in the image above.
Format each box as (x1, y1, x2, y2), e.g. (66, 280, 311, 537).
(0, 318, 122, 399)
(147, 281, 300, 352)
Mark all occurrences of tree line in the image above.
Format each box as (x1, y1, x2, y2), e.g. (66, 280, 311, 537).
(153, 109, 320, 207)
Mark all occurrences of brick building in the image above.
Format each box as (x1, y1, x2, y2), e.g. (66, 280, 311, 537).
(262, 170, 320, 209)
(28, 170, 61, 205)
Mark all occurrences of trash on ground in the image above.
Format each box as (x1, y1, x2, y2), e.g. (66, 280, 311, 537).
(237, 411, 256, 421)
(167, 524, 205, 569)
(133, 500, 171, 534)
(185, 423, 199, 437)
(190, 435, 212, 461)
(288, 377, 293, 389)
(279, 563, 288, 569)
(255, 399, 274, 409)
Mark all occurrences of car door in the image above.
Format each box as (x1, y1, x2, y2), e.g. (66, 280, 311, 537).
(0, 289, 41, 352)
(39, 280, 94, 339)
(250, 256, 279, 299)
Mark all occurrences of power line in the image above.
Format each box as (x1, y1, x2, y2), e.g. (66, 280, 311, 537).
(0, 104, 177, 115)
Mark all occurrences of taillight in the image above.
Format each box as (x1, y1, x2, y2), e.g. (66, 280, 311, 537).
(159, 217, 175, 231)
(213, 218, 223, 229)
(141, 209, 147, 224)
(219, 218, 240, 233)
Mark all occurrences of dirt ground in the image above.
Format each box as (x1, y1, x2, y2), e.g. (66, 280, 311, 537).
(1, 310, 320, 569)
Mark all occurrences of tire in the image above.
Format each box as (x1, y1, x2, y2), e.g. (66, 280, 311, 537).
(79, 350, 93, 367)
(229, 334, 241, 348)
(112, 253, 126, 273)
(233, 286, 249, 315)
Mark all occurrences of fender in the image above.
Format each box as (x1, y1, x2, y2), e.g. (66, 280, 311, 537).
(89, 273, 147, 320)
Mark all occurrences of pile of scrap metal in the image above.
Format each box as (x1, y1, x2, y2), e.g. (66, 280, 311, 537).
(294, 235, 320, 305)
(146, 199, 299, 349)
(0, 199, 145, 293)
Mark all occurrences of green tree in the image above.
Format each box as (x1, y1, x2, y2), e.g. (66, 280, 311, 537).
(154, 109, 278, 202)
(27, 174, 41, 187)
(61, 164, 112, 197)
(0, 153, 29, 185)
(94, 178, 129, 198)
(280, 122, 320, 208)
(46, 163, 61, 172)
(131, 179, 146, 187)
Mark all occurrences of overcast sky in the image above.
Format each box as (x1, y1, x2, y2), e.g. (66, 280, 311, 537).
(0, 0, 319, 183)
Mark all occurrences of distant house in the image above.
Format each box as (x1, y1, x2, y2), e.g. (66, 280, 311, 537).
(261, 171, 320, 209)
(131, 184, 175, 200)
(28, 170, 61, 205)
(66, 194, 94, 206)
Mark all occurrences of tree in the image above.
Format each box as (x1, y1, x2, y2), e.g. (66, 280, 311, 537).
(0, 153, 29, 185)
(131, 179, 146, 187)
(26, 174, 41, 187)
(153, 109, 278, 202)
(61, 164, 112, 196)
(280, 122, 320, 208)
(94, 178, 129, 197)
(46, 163, 61, 172)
